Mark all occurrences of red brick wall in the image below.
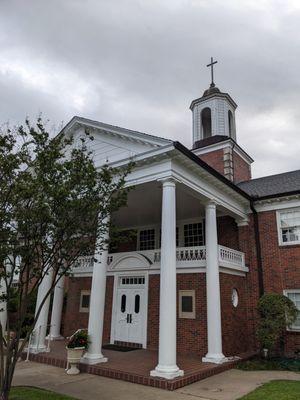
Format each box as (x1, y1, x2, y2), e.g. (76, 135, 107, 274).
(62, 277, 91, 336)
(217, 216, 239, 250)
(63, 276, 114, 344)
(220, 273, 250, 355)
(198, 148, 251, 184)
(237, 217, 261, 352)
(199, 149, 224, 176)
(233, 152, 251, 183)
(257, 210, 300, 356)
(148, 273, 253, 356)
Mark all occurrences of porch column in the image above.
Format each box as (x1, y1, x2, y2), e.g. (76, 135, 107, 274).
(0, 278, 7, 335)
(83, 219, 109, 364)
(30, 267, 53, 353)
(49, 275, 65, 340)
(151, 179, 183, 379)
(203, 201, 226, 364)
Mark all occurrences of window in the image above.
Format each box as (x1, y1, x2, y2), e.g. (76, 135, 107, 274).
(120, 276, 145, 286)
(184, 223, 204, 247)
(201, 107, 212, 139)
(284, 290, 300, 330)
(139, 229, 155, 250)
(277, 209, 300, 245)
(135, 294, 140, 314)
(232, 288, 239, 308)
(179, 290, 196, 319)
(121, 294, 126, 313)
(79, 290, 90, 313)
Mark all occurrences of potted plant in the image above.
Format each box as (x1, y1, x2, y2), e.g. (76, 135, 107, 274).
(66, 330, 89, 375)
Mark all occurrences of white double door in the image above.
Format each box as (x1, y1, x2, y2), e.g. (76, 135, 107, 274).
(114, 286, 146, 345)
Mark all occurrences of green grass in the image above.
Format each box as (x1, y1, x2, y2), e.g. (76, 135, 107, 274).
(236, 358, 300, 372)
(239, 380, 300, 399)
(10, 386, 78, 399)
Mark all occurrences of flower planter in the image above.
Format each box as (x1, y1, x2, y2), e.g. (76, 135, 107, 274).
(66, 347, 85, 375)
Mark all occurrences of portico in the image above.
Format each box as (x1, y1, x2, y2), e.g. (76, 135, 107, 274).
(32, 138, 250, 380)
(69, 144, 249, 375)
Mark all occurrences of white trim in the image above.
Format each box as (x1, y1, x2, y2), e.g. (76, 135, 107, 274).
(276, 207, 300, 246)
(64, 116, 171, 148)
(283, 289, 300, 332)
(255, 197, 300, 213)
(79, 290, 90, 313)
(110, 271, 149, 348)
(179, 290, 196, 319)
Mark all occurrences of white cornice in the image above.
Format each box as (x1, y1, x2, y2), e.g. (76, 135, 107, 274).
(63, 116, 171, 148)
(254, 195, 300, 212)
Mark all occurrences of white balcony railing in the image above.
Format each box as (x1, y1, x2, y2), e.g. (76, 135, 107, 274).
(71, 245, 246, 275)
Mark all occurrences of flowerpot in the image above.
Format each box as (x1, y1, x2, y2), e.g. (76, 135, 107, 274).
(66, 347, 85, 375)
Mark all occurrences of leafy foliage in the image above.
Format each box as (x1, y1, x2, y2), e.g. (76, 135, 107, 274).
(256, 293, 299, 351)
(236, 357, 300, 372)
(0, 117, 132, 399)
(66, 330, 89, 349)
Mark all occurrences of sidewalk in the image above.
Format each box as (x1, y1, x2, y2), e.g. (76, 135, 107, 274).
(13, 361, 300, 400)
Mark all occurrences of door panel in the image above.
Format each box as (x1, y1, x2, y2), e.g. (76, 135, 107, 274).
(114, 286, 145, 345)
(114, 289, 129, 342)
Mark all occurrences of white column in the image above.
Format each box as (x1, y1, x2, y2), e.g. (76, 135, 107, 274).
(0, 278, 7, 335)
(30, 267, 53, 353)
(83, 221, 109, 364)
(151, 179, 183, 379)
(202, 202, 226, 364)
(49, 275, 65, 340)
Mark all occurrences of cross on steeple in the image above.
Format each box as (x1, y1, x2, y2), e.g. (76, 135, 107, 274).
(206, 57, 218, 87)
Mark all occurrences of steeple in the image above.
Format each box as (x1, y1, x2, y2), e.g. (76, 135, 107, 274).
(190, 58, 253, 183)
(190, 58, 237, 148)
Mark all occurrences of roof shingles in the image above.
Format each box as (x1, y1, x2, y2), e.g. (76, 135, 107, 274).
(238, 170, 300, 199)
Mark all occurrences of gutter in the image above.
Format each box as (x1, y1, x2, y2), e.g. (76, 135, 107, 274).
(250, 200, 264, 297)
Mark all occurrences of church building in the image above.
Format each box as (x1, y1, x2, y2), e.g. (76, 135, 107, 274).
(32, 60, 300, 382)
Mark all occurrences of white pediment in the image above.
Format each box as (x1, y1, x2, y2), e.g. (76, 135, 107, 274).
(63, 116, 171, 168)
(108, 253, 152, 271)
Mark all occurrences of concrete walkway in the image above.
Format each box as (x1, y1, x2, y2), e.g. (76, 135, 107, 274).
(13, 361, 300, 400)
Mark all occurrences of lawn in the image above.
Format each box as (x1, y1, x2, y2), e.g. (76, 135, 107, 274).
(239, 380, 300, 399)
(10, 386, 78, 399)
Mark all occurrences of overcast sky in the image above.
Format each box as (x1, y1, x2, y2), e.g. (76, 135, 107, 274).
(1, 0, 300, 178)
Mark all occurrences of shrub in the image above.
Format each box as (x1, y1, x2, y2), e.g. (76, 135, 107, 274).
(257, 293, 298, 352)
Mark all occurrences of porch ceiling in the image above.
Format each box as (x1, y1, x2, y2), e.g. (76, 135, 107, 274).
(112, 181, 220, 228)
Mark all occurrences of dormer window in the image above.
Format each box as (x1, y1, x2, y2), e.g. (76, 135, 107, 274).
(201, 107, 212, 139)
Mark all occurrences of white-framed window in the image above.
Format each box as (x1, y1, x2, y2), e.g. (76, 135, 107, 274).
(179, 290, 196, 319)
(184, 223, 204, 247)
(79, 290, 90, 313)
(232, 288, 239, 308)
(277, 208, 300, 245)
(139, 229, 155, 250)
(284, 290, 300, 331)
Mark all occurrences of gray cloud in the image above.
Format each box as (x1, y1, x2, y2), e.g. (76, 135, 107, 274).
(1, 0, 300, 177)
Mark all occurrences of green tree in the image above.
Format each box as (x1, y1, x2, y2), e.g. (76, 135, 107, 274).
(0, 118, 132, 399)
(257, 293, 299, 355)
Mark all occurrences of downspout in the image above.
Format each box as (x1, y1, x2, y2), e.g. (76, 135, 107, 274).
(250, 200, 264, 297)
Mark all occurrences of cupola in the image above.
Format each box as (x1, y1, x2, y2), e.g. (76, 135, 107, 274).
(190, 58, 253, 183)
(190, 58, 237, 148)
